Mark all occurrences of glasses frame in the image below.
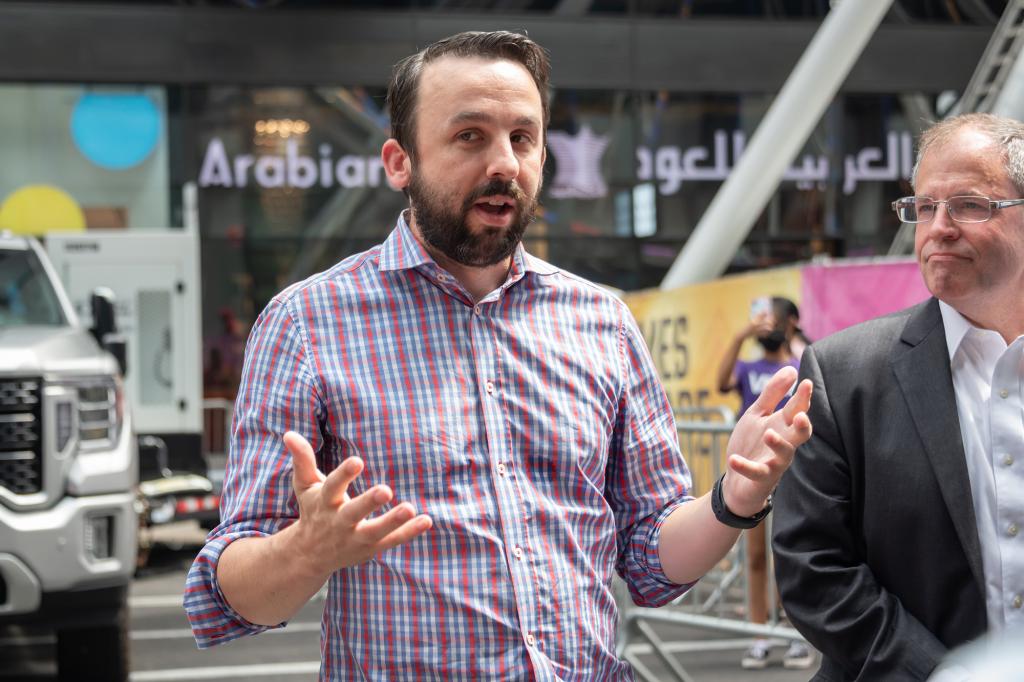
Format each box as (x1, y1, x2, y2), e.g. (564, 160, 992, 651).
(891, 195, 1024, 224)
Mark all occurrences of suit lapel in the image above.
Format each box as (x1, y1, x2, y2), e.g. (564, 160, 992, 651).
(890, 298, 985, 596)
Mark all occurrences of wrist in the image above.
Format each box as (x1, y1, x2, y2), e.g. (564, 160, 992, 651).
(711, 474, 772, 529)
(277, 519, 332, 582)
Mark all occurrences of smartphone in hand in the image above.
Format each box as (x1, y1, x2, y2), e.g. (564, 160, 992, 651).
(750, 296, 772, 321)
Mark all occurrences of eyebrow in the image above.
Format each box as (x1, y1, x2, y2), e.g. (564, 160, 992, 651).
(448, 111, 540, 129)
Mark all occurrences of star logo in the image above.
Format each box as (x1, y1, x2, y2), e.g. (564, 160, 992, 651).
(546, 125, 611, 199)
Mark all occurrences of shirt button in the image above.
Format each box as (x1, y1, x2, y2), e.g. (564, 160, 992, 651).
(485, 380, 495, 395)
(473, 305, 482, 316)
(512, 546, 524, 560)
(525, 632, 536, 647)
(1009, 524, 1019, 537)
(1014, 595, 1023, 609)
(1000, 389, 1009, 399)
(1004, 455, 1015, 467)
(496, 462, 507, 476)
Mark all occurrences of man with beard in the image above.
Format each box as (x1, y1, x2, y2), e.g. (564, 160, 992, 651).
(185, 31, 812, 680)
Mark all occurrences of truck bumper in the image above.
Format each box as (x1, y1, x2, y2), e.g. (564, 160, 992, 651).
(0, 492, 136, 618)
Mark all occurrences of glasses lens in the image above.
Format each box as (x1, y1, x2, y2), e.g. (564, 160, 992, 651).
(897, 197, 931, 223)
(948, 196, 991, 223)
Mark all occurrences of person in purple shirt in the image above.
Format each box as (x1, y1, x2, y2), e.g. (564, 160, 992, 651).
(717, 296, 811, 670)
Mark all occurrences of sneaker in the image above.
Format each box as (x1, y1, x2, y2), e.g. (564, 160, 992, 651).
(741, 639, 771, 669)
(783, 640, 814, 669)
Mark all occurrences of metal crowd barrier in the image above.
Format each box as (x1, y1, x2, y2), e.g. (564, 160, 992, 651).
(201, 398, 234, 498)
(615, 406, 805, 682)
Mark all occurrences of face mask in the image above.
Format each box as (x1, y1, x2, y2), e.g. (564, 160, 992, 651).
(757, 329, 786, 352)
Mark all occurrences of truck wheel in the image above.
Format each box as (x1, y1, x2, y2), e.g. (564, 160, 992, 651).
(56, 605, 130, 681)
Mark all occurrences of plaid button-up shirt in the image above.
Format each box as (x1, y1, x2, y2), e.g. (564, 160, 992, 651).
(185, 215, 694, 680)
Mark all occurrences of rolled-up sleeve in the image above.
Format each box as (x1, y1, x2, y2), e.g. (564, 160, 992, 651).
(184, 293, 325, 647)
(605, 306, 695, 607)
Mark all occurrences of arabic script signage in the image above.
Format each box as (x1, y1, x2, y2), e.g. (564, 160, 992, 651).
(638, 130, 914, 196)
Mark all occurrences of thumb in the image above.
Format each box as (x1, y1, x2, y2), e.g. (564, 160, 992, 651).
(284, 430, 323, 493)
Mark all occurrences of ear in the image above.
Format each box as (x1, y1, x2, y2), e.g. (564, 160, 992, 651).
(382, 139, 412, 191)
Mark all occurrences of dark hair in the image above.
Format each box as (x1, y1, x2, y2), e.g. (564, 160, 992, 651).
(772, 296, 811, 343)
(386, 31, 552, 161)
(771, 296, 800, 322)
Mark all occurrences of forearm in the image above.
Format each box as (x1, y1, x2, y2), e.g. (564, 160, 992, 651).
(657, 492, 742, 585)
(217, 522, 331, 626)
(716, 331, 747, 392)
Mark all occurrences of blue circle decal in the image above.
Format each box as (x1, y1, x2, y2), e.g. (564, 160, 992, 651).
(71, 93, 161, 170)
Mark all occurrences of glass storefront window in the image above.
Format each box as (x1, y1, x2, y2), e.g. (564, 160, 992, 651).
(0, 84, 171, 234)
(178, 83, 931, 398)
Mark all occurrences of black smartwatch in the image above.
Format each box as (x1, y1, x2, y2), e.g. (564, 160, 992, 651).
(711, 473, 773, 529)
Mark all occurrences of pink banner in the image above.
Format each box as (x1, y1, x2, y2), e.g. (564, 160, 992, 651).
(800, 260, 932, 341)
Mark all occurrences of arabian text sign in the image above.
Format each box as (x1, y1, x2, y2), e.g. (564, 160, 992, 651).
(198, 138, 388, 190)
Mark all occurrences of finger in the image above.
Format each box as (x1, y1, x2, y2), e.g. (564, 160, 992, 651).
(727, 453, 773, 482)
(285, 431, 324, 493)
(762, 428, 796, 467)
(782, 378, 813, 425)
(357, 501, 419, 541)
(750, 366, 799, 415)
(374, 514, 433, 552)
(322, 457, 366, 507)
(337, 484, 394, 526)
(784, 411, 813, 446)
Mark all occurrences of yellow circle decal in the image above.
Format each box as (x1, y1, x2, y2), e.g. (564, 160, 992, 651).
(0, 185, 86, 235)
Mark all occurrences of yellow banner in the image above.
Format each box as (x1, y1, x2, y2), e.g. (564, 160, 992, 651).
(623, 267, 802, 493)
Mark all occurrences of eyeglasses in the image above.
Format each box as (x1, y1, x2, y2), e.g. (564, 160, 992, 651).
(892, 195, 1024, 224)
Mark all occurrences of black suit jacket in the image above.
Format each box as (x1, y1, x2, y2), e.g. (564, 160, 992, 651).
(772, 298, 987, 681)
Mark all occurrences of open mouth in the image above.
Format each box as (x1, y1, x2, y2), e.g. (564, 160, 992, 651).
(474, 196, 515, 217)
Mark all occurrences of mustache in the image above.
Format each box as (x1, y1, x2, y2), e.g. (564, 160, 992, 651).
(461, 179, 527, 210)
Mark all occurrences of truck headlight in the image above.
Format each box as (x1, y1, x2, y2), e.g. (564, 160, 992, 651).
(75, 377, 123, 451)
(55, 400, 74, 453)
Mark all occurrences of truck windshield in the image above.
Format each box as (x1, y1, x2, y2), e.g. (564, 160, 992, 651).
(0, 248, 67, 327)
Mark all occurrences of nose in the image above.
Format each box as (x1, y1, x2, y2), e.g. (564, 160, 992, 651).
(921, 201, 960, 241)
(486, 137, 519, 181)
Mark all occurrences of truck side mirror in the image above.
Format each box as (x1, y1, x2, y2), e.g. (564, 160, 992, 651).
(90, 288, 117, 341)
(90, 288, 128, 376)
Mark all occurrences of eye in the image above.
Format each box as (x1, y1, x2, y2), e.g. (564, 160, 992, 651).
(457, 130, 481, 143)
(511, 133, 535, 145)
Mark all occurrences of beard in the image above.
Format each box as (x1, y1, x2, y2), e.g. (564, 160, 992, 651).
(408, 171, 538, 267)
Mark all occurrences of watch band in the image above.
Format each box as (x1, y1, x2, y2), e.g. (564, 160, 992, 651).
(711, 473, 773, 529)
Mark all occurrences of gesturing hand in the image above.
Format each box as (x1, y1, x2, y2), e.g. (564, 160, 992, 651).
(285, 431, 432, 577)
(722, 367, 813, 517)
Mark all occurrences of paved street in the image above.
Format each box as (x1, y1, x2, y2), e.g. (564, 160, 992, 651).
(1, 522, 816, 681)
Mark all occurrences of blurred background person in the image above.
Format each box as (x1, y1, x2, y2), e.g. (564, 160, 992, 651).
(717, 295, 813, 670)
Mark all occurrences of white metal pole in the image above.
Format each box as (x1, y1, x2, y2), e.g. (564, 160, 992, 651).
(660, 0, 894, 290)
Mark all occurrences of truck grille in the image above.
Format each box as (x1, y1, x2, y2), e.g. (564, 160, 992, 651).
(0, 378, 43, 495)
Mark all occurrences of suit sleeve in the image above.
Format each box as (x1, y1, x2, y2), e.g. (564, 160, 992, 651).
(771, 345, 947, 681)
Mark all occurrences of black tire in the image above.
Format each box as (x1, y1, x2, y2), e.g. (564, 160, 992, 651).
(56, 602, 129, 681)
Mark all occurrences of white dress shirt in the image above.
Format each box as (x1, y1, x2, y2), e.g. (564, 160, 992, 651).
(940, 301, 1024, 630)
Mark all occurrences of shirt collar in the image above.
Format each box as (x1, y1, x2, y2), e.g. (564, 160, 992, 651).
(938, 299, 976, 362)
(378, 211, 560, 279)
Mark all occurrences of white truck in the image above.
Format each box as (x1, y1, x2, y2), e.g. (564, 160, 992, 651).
(45, 230, 218, 550)
(0, 231, 137, 680)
